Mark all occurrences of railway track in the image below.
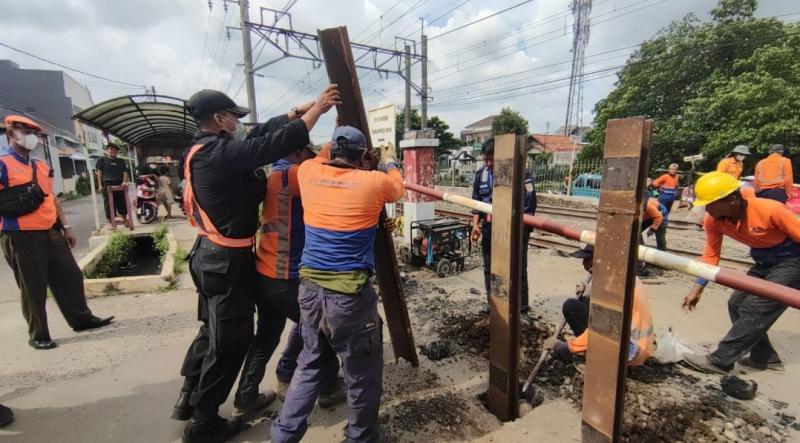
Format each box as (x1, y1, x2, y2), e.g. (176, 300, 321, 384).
(399, 207, 752, 272)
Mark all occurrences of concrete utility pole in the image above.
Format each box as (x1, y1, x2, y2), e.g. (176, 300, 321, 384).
(421, 34, 428, 129)
(404, 45, 412, 132)
(238, 0, 258, 123)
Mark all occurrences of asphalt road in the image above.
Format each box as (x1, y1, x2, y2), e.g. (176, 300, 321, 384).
(0, 195, 105, 303)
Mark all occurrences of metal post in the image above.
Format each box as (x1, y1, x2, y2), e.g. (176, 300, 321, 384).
(404, 45, 411, 133)
(239, 0, 258, 123)
(77, 122, 101, 232)
(581, 117, 652, 443)
(421, 34, 428, 129)
(318, 26, 419, 367)
(487, 134, 526, 422)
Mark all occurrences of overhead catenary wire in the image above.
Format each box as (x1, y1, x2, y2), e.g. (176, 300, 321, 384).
(0, 41, 146, 89)
(198, 3, 214, 88)
(428, 0, 534, 41)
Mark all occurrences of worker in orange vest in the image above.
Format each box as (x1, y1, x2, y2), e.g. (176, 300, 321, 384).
(753, 144, 793, 203)
(545, 244, 655, 366)
(682, 172, 800, 375)
(0, 115, 113, 350)
(652, 163, 679, 212)
(716, 145, 750, 179)
(173, 87, 340, 443)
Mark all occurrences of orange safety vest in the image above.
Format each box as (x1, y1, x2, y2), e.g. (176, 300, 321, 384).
(716, 157, 743, 180)
(755, 153, 792, 191)
(0, 151, 57, 231)
(183, 142, 254, 248)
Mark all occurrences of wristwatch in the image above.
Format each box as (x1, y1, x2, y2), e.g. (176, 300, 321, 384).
(62, 225, 72, 231)
(291, 106, 304, 117)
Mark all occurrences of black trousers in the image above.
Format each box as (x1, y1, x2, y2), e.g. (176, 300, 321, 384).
(1, 229, 94, 341)
(235, 275, 301, 404)
(709, 257, 800, 368)
(481, 226, 532, 309)
(756, 188, 788, 204)
(179, 236, 255, 416)
(562, 297, 590, 336)
(641, 217, 667, 251)
(102, 180, 128, 220)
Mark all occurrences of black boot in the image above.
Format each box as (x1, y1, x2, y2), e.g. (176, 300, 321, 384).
(73, 315, 115, 332)
(0, 404, 13, 427)
(182, 414, 244, 443)
(171, 390, 193, 421)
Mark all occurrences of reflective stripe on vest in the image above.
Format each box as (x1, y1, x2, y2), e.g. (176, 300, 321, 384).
(183, 143, 254, 248)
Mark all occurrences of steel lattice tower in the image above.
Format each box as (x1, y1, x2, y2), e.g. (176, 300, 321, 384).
(563, 0, 592, 136)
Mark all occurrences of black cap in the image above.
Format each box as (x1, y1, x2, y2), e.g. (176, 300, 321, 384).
(186, 89, 250, 121)
(569, 244, 594, 259)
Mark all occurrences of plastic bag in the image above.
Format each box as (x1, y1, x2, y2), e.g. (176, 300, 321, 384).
(652, 329, 693, 364)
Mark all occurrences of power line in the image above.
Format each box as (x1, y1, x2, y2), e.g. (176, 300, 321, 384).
(0, 41, 146, 89)
(361, 0, 429, 45)
(353, 0, 406, 40)
(428, 0, 534, 41)
(198, 2, 214, 88)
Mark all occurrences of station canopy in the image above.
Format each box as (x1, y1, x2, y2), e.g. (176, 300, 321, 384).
(73, 94, 198, 151)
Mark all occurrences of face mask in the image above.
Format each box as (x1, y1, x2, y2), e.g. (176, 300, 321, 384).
(735, 155, 745, 161)
(15, 132, 39, 151)
(232, 121, 246, 141)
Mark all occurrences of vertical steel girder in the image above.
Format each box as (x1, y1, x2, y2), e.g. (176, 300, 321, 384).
(317, 26, 419, 367)
(487, 134, 527, 421)
(581, 117, 653, 442)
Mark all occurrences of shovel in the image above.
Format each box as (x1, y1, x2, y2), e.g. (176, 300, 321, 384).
(522, 292, 585, 394)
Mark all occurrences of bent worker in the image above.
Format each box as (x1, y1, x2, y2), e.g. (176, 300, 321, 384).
(545, 244, 655, 366)
(173, 87, 340, 443)
(95, 143, 130, 225)
(231, 141, 345, 418)
(717, 145, 750, 179)
(470, 137, 537, 314)
(753, 144, 793, 203)
(642, 194, 667, 251)
(652, 163, 679, 213)
(681, 171, 800, 375)
(0, 115, 114, 350)
(271, 126, 404, 443)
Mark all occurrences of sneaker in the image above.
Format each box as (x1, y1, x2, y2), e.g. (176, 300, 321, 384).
(276, 379, 290, 402)
(232, 391, 276, 418)
(682, 353, 730, 375)
(339, 424, 387, 443)
(182, 415, 244, 443)
(738, 357, 785, 373)
(318, 377, 346, 409)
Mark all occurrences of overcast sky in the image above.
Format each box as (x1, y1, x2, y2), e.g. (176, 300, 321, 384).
(0, 0, 797, 143)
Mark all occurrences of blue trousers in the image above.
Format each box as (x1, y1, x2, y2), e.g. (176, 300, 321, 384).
(271, 280, 383, 443)
(757, 188, 788, 204)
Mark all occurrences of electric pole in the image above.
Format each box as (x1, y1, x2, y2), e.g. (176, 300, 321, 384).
(404, 44, 411, 132)
(421, 34, 428, 129)
(239, 0, 257, 123)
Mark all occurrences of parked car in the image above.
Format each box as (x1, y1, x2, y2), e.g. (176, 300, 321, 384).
(570, 173, 602, 198)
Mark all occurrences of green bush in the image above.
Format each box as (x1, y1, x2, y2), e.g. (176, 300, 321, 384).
(76, 176, 91, 196)
(153, 225, 170, 263)
(85, 232, 135, 279)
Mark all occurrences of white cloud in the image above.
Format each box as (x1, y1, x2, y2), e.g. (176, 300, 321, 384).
(0, 0, 796, 143)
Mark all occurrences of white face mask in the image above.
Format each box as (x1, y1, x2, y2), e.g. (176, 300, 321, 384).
(14, 132, 39, 151)
(735, 154, 745, 162)
(232, 121, 246, 141)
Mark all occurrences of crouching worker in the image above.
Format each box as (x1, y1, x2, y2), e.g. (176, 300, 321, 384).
(681, 171, 800, 375)
(544, 244, 656, 367)
(271, 126, 404, 443)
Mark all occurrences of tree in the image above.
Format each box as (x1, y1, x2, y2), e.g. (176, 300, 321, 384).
(580, 0, 800, 172)
(395, 108, 460, 157)
(491, 107, 529, 136)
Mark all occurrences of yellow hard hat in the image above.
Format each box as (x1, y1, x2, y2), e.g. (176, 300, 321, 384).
(694, 171, 741, 207)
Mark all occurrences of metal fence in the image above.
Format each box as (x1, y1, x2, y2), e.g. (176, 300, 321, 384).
(434, 159, 604, 195)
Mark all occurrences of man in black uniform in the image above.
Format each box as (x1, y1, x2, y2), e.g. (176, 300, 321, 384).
(173, 86, 340, 443)
(95, 143, 129, 224)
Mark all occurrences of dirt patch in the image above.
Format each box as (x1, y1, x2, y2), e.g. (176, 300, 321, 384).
(386, 393, 472, 439)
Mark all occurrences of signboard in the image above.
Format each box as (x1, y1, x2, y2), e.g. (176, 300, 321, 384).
(368, 104, 396, 159)
(683, 154, 704, 162)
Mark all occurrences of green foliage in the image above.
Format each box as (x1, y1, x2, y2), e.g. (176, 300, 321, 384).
(491, 107, 529, 136)
(85, 232, 135, 279)
(173, 246, 189, 275)
(395, 108, 461, 157)
(75, 175, 91, 196)
(581, 0, 800, 172)
(153, 225, 170, 264)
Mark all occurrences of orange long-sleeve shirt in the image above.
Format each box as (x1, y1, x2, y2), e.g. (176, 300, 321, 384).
(754, 153, 793, 194)
(643, 198, 663, 231)
(652, 173, 678, 190)
(717, 157, 744, 179)
(567, 278, 655, 367)
(700, 196, 800, 266)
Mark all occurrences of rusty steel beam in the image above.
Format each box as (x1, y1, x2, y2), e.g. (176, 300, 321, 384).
(318, 26, 419, 367)
(581, 117, 653, 443)
(487, 134, 526, 421)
